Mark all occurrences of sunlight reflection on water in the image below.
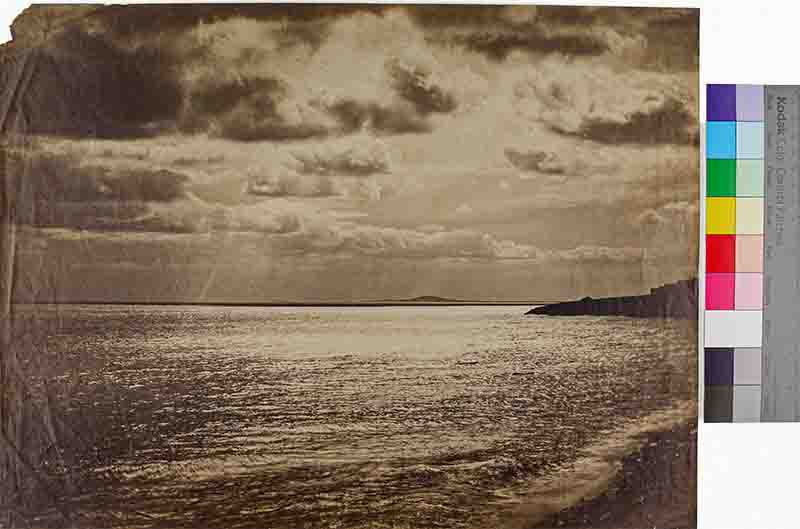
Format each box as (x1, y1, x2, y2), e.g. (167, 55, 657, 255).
(32, 305, 695, 528)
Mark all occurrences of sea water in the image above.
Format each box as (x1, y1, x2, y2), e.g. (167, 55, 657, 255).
(24, 304, 695, 528)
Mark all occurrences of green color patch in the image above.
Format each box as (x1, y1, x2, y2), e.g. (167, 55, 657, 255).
(707, 159, 736, 197)
(736, 159, 764, 197)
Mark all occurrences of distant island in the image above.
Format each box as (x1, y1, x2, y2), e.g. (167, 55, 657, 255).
(392, 296, 462, 303)
(527, 279, 698, 319)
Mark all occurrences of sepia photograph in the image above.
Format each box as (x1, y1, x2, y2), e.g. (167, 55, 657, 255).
(1, 4, 698, 528)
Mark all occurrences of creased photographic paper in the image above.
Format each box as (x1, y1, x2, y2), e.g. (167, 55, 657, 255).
(0, 5, 698, 528)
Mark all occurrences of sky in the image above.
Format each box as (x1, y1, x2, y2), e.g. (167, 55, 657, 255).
(3, 4, 699, 303)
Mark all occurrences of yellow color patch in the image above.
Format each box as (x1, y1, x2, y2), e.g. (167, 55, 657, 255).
(707, 198, 736, 234)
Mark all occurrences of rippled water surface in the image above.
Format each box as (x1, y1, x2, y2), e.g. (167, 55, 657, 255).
(29, 305, 695, 528)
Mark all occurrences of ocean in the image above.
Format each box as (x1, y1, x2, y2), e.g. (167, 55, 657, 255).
(22, 304, 696, 528)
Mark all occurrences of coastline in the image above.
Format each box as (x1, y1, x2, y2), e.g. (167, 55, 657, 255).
(527, 279, 698, 319)
(492, 403, 697, 529)
(531, 420, 697, 529)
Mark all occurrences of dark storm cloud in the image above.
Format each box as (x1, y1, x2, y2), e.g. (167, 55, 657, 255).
(577, 98, 696, 145)
(513, 60, 697, 146)
(20, 152, 189, 203)
(3, 5, 477, 141)
(638, 10, 699, 72)
(453, 32, 608, 62)
(215, 110, 327, 143)
(24, 201, 196, 234)
(326, 100, 431, 135)
(411, 5, 698, 70)
(410, 6, 610, 61)
(10, 151, 191, 231)
(1, 28, 183, 138)
(58, 4, 385, 41)
(177, 66, 455, 141)
(186, 77, 285, 120)
(387, 59, 458, 115)
(7, 4, 457, 141)
(204, 92, 330, 143)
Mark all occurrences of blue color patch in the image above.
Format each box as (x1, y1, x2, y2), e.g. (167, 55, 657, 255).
(707, 84, 737, 121)
(707, 121, 737, 159)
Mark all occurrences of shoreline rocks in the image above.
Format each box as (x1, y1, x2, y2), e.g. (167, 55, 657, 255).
(527, 278, 697, 319)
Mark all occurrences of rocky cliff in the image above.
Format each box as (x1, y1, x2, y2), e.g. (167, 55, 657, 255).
(527, 278, 697, 319)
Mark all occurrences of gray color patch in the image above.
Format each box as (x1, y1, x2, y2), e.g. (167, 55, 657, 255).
(733, 385, 762, 423)
(762, 86, 800, 421)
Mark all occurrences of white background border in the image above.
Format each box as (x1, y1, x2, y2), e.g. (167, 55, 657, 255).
(3, 1, 800, 528)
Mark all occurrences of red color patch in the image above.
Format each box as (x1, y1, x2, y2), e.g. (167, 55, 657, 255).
(706, 235, 736, 273)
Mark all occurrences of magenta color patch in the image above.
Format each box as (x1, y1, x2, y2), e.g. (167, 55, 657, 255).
(735, 273, 763, 310)
(706, 273, 735, 310)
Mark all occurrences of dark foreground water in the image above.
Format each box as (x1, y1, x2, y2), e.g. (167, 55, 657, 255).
(21, 305, 695, 529)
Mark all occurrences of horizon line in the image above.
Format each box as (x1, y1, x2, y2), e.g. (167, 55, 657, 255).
(14, 300, 559, 308)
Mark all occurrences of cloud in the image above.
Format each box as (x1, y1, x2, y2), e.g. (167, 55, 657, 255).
(145, 198, 305, 234)
(547, 245, 643, 264)
(513, 59, 696, 145)
(17, 151, 189, 204)
(633, 8, 699, 72)
(387, 58, 458, 115)
(505, 148, 566, 175)
(243, 137, 391, 198)
(245, 167, 337, 198)
(450, 30, 610, 62)
(411, 6, 610, 61)
(412, 6, 664, 64)
(180, 74, 333, 141)
(278, 222, 540, 260)
(11, 150, 194, 231)
(3, 28, 183, 138)
(6, 5, 696, 143)
(25, 194, 307, 235)
(6, 8, 468, 141)
(577, 97, 695, 145)
(17, 158, 540, 258)
(171, 12, 460, 140)
(16, 147, 663, 268)
(323, 99, 431, 135)
(503, 145, 620, 181)
(289, 137, 391, 176)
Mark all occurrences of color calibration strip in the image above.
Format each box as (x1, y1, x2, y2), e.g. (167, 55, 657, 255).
(705, 84, 764, 422)
(705, 85, 800, 422)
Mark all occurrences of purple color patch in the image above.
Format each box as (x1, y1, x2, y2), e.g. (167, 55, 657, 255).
(736, 85, 764, 121)
(707, 84, 736, 121)
(705, 348, 734, 385)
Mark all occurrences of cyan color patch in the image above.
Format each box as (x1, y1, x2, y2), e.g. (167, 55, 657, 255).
(707, 121, 736, 159)
(737, 122, 764, 159)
